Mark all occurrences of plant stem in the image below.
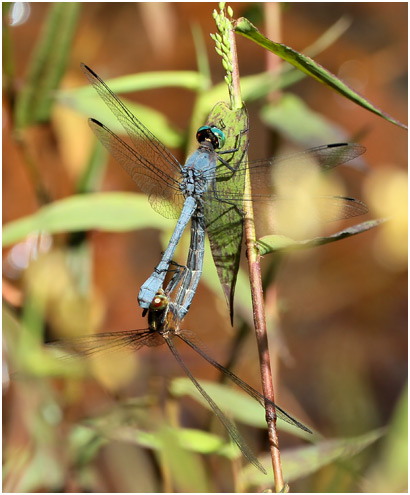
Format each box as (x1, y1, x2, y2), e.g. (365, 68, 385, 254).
(229, 20, 284, 492)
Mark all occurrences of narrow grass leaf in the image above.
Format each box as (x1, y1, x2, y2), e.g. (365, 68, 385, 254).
(2, 193, 171, 247)
(241, 428, 385, 485)
(235, 17, 407, 130)
(14, 3, 80, 128)
(257, 219, 387, 255)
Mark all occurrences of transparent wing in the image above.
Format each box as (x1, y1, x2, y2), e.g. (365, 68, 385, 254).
(165, 335, 266, 474)
(214, 142, 366, 183)
(176, 331, 312, 434)
(82, 64, 184, 219)
(89, 120, 184, 218)
(209, 142, 368, 222)
(48, 328, 164, 357)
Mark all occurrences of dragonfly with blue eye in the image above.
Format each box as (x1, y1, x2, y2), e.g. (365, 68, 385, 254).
(82, 63, 248, 317)
(81, 64, 368, 322)
(49, 275, 312, 475)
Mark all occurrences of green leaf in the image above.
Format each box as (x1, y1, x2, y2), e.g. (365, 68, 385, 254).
(2, 192, 171, 247)
(260, 93, 347, 147)
(235, 17, 407, 130)
(362, 384, 408, 492)
(85, 412, 238, 462)
(257, 219, 388, 255)
(242, 428, 385, 485)
(170, 377, 311, 439)
(282, 428, 385, 482)
(75, 141, 108, 194)
(204, 101, 249, 324)
(58, 69, 206, 148)
(57, 90, 183, 149)
(156, 427, 211, 493)
(73, 70, 205, 94)
(14, 3, 80, 129)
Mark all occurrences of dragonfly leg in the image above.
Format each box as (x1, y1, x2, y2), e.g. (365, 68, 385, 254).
(217, 127, 249, 172)
(165, 260, 186, 295)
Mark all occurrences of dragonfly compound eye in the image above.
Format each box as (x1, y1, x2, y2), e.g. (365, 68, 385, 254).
(210, 127, 226, 149)
(196, 126, 225, 149)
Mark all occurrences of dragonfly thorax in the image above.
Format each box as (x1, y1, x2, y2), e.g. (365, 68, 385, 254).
(180, 163, 212, 199)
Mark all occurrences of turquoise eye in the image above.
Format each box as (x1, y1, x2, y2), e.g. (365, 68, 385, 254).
(210, 127, 226, 149)
(196, 126, 226, 149)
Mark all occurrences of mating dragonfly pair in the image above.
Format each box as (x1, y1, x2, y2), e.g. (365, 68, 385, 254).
(51, 64, 368, 473)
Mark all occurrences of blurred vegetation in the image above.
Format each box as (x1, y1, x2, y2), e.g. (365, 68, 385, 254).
(3, 2, 407, 492)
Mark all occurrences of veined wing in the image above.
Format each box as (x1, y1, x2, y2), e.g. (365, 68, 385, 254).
(206, 142, 368, 222)
(176, 331, 312, 434)
(89, 119, 184, 218)
(82, 64, 184, 218)
(165, 335, 266, 474)
(214, 143, 366, 182)
(207, 191, 368, 222)
(48, 328, 164, 357)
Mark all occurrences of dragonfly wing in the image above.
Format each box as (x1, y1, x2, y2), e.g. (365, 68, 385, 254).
(176, 331, 312, 434)
(313, 195, 368, 221)
(165, 335, 266, 474)
(48, 328, 164, 357)
(82, 64, 184, 219)
(211, 142, 368, 232)
(89, 119, 184, 219)
(250, 142, 366, 172)
(214, 142, 366, 187)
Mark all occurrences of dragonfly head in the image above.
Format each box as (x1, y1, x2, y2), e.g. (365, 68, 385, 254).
(196, 126, 226, 150)
(149, 290, 168, 311)
(148, 290, 169, 331)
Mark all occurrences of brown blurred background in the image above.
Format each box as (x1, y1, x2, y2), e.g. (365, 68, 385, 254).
(3, 2, 407, 492)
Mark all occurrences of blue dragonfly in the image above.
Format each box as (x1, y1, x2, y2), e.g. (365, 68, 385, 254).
(81, 64, 367, 321)
(82, 64, 248, 315)
(49, 273, 312, 474)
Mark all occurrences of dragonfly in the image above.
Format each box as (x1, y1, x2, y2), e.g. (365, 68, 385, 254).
(82, 64, 248, 315)
(81, 63, 368, 321)
(49, 282, 312, 474)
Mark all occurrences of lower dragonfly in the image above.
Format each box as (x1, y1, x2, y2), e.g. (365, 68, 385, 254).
(49, 283, 312, 474)
(81, 64, 368, 322)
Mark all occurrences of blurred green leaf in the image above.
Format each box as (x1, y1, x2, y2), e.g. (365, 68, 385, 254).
(75, 141, 108, 194)
(86, 415, 237, 459)
(9, 447, 64, 492)
(2, 192, 171, 247)
(204, 102, 249, 324)
(156, 427, 211, 492)
(302, 16, 352, 58)
(170, 377, 311, 439)
(2, 3, 15, 97)
(235, 17, 407, 130)
(191, 23, 212, 87)
(14, 3, 80, 129)
(242, 428, 385, 486)
(73, 70, 206, 94)
(58, 90, 184, 148)
(58, 68, 207, 149)
(362, 384, 408, 492)
(260, 93, 346, 147)
(257, 219, 387, 255)
(69, 425, 107, 467)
